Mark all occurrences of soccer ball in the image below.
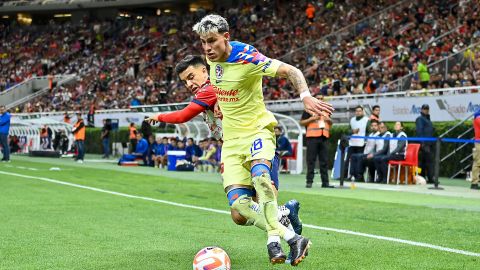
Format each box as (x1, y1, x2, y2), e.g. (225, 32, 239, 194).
(193, 246, 231, 270)
(415, 175, 427, 185)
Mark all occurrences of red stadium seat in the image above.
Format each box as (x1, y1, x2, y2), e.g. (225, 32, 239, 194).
(387, 143, 421, 185)
(281, 141, 297, 173)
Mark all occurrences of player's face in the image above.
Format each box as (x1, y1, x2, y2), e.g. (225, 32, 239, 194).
(199, 32, 230, 61)
(179, 65, 208, 94)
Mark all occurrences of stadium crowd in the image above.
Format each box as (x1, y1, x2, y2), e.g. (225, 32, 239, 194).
(1, 0, 480, 113)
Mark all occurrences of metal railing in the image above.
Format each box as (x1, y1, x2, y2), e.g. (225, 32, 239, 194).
(439, 111, 476, 179)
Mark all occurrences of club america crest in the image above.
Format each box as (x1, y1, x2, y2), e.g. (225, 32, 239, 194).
(215, 64, 223, 79)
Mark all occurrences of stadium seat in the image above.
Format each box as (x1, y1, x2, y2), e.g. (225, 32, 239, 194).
(281, 141, 297, 173)
(387, 144, 421, 185)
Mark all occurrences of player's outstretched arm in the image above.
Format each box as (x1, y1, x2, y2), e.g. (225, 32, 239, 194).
(145, 102, 206, 125)
(275, 63, 334, 116)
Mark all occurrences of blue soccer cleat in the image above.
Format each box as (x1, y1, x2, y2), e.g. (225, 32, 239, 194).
(284, 199, 302, 235)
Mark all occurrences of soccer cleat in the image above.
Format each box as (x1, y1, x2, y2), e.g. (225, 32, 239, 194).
(267, 242, 286, 264)
(287, 235, 312, 266)
(285, 200, 302, 235)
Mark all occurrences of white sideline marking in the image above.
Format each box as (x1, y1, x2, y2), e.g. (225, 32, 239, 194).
(1, 170, 479, 258)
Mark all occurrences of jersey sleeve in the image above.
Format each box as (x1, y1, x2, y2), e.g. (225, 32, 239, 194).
(248, 56, 282, 78)
(241, 45, 281, 77)
(192, 86, 217, 108)
(157, 102, 205, 123)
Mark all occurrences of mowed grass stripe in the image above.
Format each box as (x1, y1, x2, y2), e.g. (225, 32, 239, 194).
(2, 170, 479, 259)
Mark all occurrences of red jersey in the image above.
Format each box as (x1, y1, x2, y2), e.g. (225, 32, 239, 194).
(157, 81, 216, 123)
(157, 81, 222, 138)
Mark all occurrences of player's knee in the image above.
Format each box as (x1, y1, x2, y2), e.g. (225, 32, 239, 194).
(227, 188, 254, 207)
(251, 160, 271, 178)
(230, 209, 247, 225)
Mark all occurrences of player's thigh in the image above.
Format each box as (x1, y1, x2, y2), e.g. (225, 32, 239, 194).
(245, 126, 276, 165)
(221, 146, 251, 189)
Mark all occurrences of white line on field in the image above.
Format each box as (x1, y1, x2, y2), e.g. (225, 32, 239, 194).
(1, 170, 479, 258)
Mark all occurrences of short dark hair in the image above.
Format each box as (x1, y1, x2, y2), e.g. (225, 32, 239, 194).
(175, 55, 206, 75)
(370, 119, 379, 125)
(372, 105, 380, 110)
(274, 126, 283, 132)
(355, 105, 364, 111)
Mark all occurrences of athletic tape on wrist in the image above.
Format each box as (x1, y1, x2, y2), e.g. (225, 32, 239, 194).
(300, 91, 312, 100)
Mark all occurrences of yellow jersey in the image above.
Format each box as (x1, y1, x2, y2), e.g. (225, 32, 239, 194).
(207, 41, 281, 140)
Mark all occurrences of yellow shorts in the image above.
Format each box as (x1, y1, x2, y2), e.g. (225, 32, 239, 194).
(221, 125, 276, 189)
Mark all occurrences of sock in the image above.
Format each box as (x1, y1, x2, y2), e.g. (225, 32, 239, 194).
(267, 235, 281, 245)
(252, 173, 288, 238)
(282, 228, 295, 242)
(232, 195, 266, 231)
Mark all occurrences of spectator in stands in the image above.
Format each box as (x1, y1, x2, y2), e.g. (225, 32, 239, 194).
(369, 105, 381, 122)
(305, 3, 315, 23)
(374, 122, 408, 183)
(118, 133, 148, 165)
(101, 119, 111, 159)
(0, 106, 10, 162)
(344, 105, 369, 180)
(350, 120, 380, 182)
(471, 109, 480, 190)
(186, 137, 202, 163)
(300, 101, 333, 188)
(416, 104, 435, 184)
(72, 113, 86, 163)
(128, 122, 137, 154)
(274, 126, 292, 157)
(417, 58, 430, 89)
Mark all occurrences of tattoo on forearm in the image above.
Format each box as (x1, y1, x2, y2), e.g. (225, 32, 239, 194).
(286, 67, 309, 94)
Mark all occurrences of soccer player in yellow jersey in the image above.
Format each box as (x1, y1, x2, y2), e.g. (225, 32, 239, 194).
(193, 15, 334, 266)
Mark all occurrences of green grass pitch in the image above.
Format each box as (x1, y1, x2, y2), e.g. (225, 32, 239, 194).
(1, 155, 479, 269)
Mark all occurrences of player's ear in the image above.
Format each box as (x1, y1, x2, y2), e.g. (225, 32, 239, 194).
(223, 32, 230, 41)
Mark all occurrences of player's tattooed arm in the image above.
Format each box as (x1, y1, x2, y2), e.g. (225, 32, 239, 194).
(276, 63, 309, 95)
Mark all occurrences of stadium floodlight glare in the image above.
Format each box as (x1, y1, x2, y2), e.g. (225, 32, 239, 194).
(54, 14, 72, 18)
(2, 15, 9, 19)
(164, 9, 171, 13)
